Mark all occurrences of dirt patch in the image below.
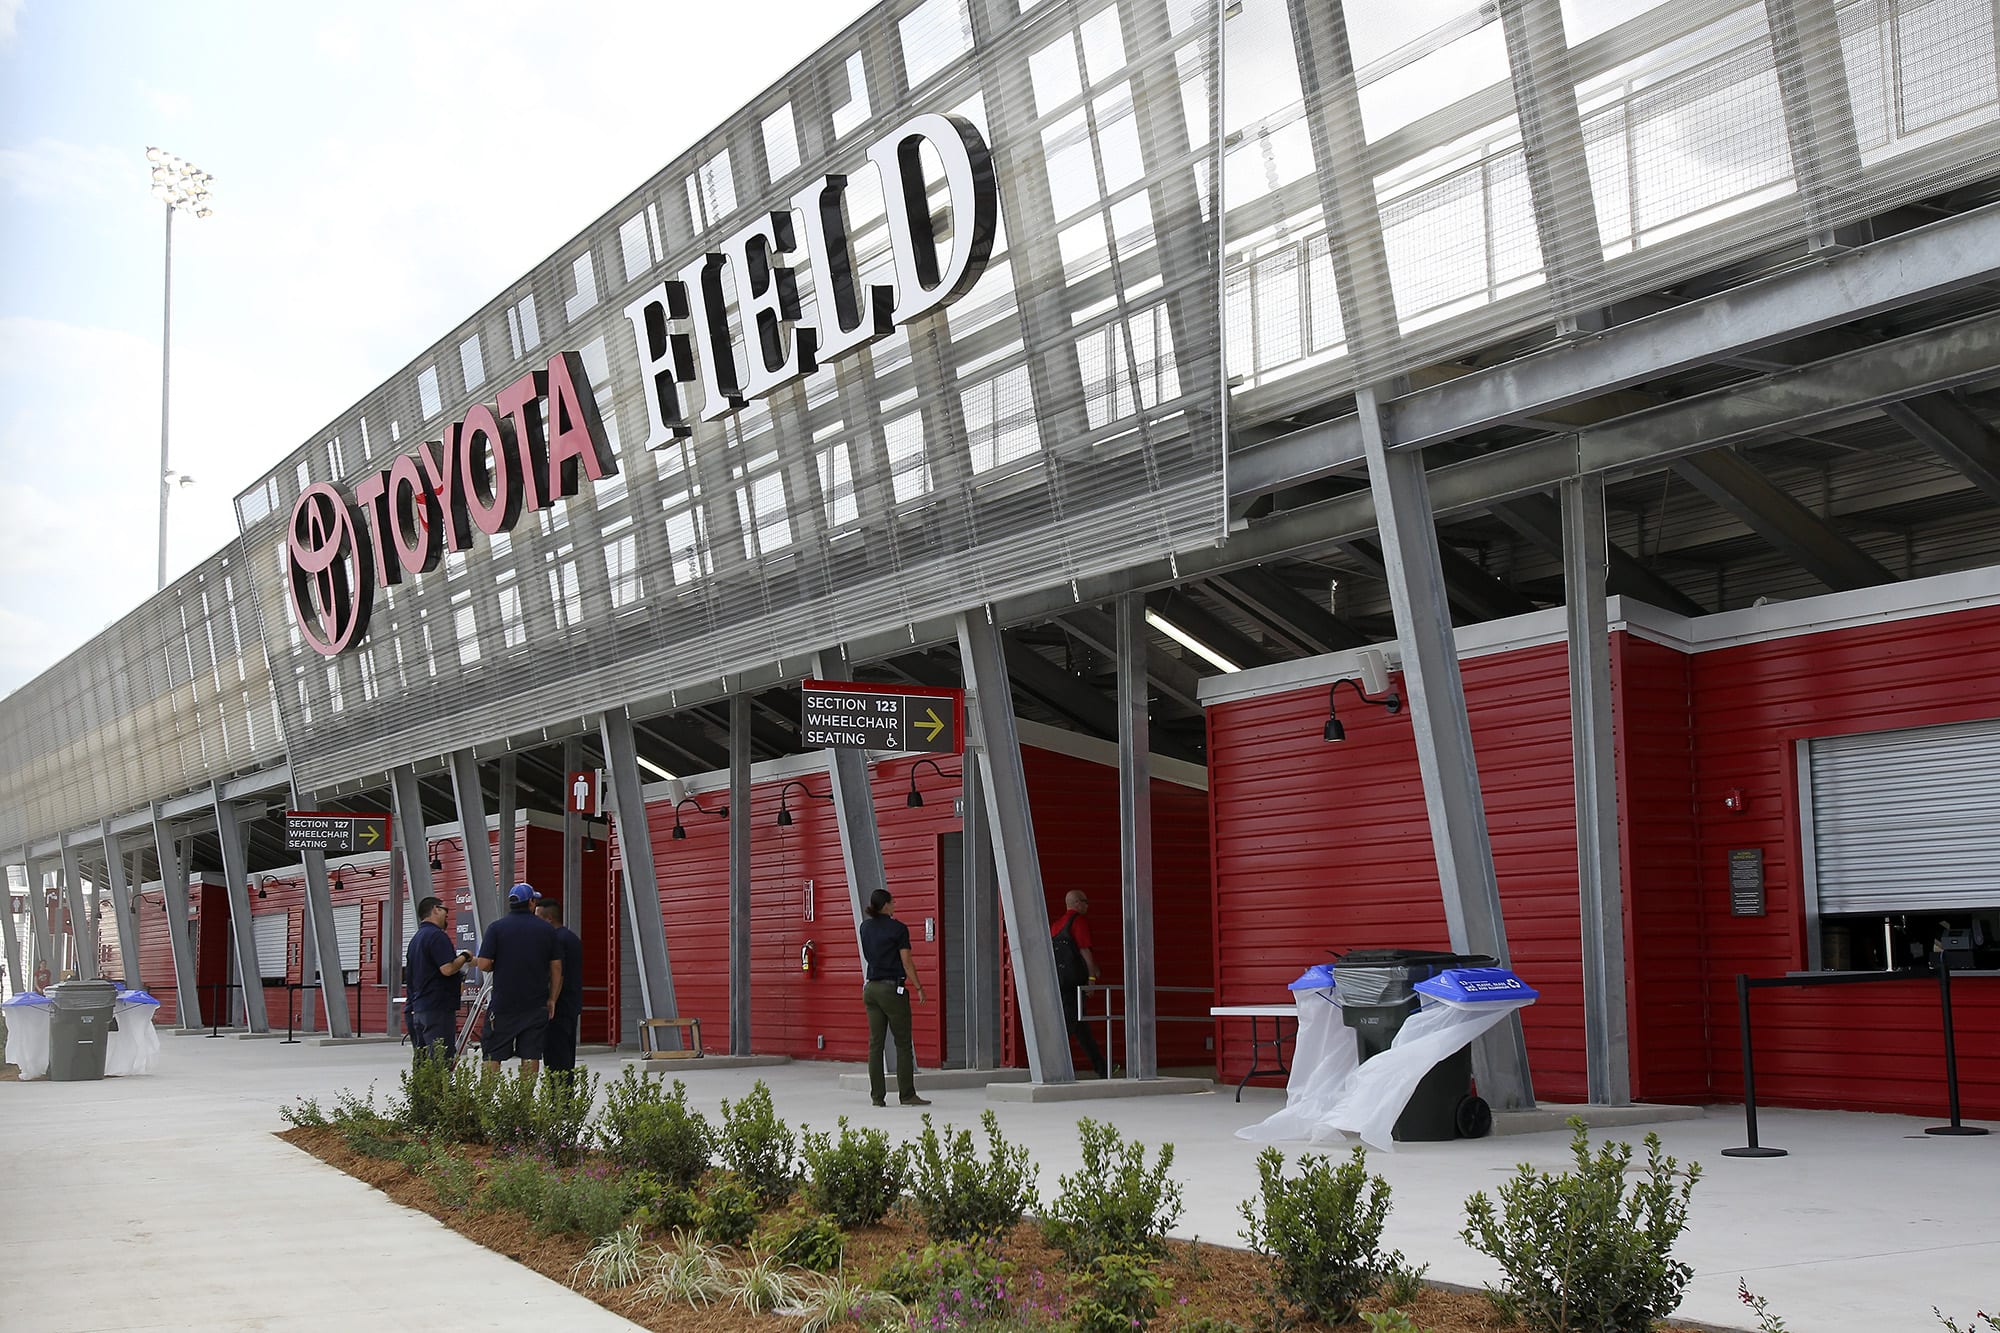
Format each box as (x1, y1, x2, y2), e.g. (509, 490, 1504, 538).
(0, 1063, 18, 1083)
(278, 1127, 1717, 1332)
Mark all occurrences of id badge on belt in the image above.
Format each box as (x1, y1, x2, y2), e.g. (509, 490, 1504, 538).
(896, 985, 906, 996)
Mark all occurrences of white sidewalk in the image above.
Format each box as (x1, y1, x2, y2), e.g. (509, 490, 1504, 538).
(3, 1037, 1995, 1332)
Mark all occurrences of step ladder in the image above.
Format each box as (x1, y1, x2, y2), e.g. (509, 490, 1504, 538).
(454, 982, 493, 1069)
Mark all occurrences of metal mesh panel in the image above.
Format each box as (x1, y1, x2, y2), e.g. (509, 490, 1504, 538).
(235, 0, 1224, 793)
(0, 548, 282, 849)
(1222, 0, 2000, 403)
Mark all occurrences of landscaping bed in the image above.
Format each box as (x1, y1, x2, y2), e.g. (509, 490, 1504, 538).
(285, 1121, 1567, 1332)
(274, 1058, 1727, 1333)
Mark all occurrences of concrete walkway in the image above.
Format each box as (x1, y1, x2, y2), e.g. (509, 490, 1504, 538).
(4, 1038, 1995, 1332)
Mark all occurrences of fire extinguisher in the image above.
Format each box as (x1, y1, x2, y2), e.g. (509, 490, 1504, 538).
(800, 940, 816, 976)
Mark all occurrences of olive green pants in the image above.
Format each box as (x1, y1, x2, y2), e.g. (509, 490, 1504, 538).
(863, 980, 916, 1104)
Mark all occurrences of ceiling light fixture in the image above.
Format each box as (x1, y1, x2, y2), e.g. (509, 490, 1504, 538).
(1144, 608, 1241, 673)
(636, 755, 679, 783)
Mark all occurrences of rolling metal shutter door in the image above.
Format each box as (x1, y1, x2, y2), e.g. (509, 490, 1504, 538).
(253, 912, 287, 979)
(333, 903, 363, 971)
(400, 899, 418, 964)
(1808, 717, 2000, 914)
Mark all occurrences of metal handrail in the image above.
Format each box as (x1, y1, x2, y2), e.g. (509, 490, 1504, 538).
(1076, 983, 1216, 1076)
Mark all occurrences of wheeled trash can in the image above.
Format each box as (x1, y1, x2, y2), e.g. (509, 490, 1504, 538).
(1332, 948, 1495, 1141)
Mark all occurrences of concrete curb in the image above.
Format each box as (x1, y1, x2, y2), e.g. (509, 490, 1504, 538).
(835, 1068, 1032, 1093)
(987, 1076, 1214, 1102)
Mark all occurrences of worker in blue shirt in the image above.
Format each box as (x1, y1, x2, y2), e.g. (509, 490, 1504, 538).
(405, 896, 473, 1062)
(471, 883, 561, 1078)
(536, 898, 586, 1084)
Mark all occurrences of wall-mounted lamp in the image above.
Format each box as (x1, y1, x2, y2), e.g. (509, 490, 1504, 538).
(1322, 677, 1402, 743)
(256, 875, 268, 900)
(775, 779, 833, 828)
(906, 758, 949, 808)
(671, 796, 728, 840)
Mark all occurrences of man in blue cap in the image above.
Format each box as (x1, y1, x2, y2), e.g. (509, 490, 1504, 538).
(471, 883, 561, 1078)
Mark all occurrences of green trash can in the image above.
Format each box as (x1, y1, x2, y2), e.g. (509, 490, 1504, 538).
(1331, 949, 1495, 1141)
(48, 979, 119, 1082)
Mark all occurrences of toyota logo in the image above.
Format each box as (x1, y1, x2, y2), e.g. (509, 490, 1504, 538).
(288, 483, 375, 655)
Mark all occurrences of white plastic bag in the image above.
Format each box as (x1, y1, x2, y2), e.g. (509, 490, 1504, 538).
(4, 999, 52, 1080)
(105, 993, 163, 1076)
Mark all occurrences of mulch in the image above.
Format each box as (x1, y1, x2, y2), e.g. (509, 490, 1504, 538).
(278, 1126, 1716, 1332)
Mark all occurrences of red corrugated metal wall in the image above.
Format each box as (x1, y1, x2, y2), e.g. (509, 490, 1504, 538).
(137, 888, 187, 1023)
(1206, 645, 1590, 1102)
(629, 756, 957, 1063)
(997, 748, 1215, 1071)
(617, 744, 1211, 1068)
(1610, 632, 1707, 1102)
(1673, 606, 2000, 1118)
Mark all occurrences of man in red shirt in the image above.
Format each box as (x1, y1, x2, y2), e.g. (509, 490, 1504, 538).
(1049, 890, 1110, 1078)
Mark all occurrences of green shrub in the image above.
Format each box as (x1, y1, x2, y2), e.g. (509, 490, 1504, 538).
(598, 1069, 715, 1189)
(1462, 1119, 1701, 1333)
(537, 1162, 636, 1239)
(800, 1117, 904, 1227)
(722, 1248, 822, 1314)
(769, 1213, 846, 1272)
(395, 1048, 484, 1142)
(697, 1174, 762, 1247)
(423, 1147, 478, 1210)
(278, 1095, 328, 1128)
(530, 1067, 598, 1165)
(905, 1110, 1038, 1242)
(1239, 1145, 1391, 1325)
(481, 1154, 553, 1216)
(1070, 1252, 1170, 1333)
(574, 1223, 650, 1290)
(1381, 1249, 1430, 1306)
(1041, 1118, 1183, 1266)
(718, 1080, 797, 1207)
(475, 1068, 540, 1150)
(875, 1238, 1013, 1312)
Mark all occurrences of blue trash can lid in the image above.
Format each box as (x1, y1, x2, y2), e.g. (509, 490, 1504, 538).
(1414, 967, 1539, 1004)
(1288, 963, 1337, 991)
(3, 992, 53, 1008)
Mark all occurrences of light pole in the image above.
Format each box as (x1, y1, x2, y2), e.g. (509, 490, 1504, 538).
(148, 147, 214, 591)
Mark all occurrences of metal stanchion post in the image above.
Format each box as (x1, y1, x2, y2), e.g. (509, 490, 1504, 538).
(1926, 959, 1988, 1138)
(205, 981, 224, 1038)
(1722, 973, 1787, 1158)
(281, 982, 299, 1045)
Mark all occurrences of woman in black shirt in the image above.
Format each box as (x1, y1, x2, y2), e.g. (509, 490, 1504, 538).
(857, 888, 930, 1107)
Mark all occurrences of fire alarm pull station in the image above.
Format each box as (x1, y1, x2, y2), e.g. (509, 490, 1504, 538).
(1724, 788, 1746, 813)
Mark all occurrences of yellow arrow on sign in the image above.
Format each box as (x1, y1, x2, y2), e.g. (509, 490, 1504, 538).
(358, 823, 382, 846)
(919, 707, 946, 742)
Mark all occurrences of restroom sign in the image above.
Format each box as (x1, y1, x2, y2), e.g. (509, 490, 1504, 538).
(567, 769, 602, 815)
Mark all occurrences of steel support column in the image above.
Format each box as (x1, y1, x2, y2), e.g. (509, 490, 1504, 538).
(26, 860, 56, 988)
(497, 756, 519, 891)
(815, 651, 887, 982)
(961, 759, 1003, 1071)
(1499, 0, 1606, 329)
(1764, 0, 1865, 250)
(1116, 594, 1157, 1081)
(561, 738, 583, 935)
(211, 791, 270, 1031)
(388, 766, 438, 926)
(447, 749, 501, 938)
(1562, 475, 1631, 1105)
(291, 782, 353, 1039)
(99, 823, 140, 985)
(602, 707, 679, 1046)
(1292, 0, 1534, 1106)
(2, 856, 25, 996)
(385, 849, 408, 1033)
(728, 694, 753, 1054)
(150, 815, 200, 1026)
(59, 840, 96, 981)
(957, 612, 1073, 1083)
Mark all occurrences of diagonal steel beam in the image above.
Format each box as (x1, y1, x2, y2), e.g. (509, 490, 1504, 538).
(1880, 395, 2000, 505)
(1207, 568, 1370, 654)
(1230, 202, 2000, 499)
(1143, 590, 1277, 671)
(1059, 608, 1205, 714)
(1491, 493, 1708, 616)
(1671, 449, 1895, 591)
(1340, 537, 1539, 623)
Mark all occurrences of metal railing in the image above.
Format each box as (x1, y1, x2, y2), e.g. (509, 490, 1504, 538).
(1074, 983, 1215, 1076)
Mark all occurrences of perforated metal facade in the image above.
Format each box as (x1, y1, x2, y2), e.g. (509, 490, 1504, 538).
(6, 0, 2000, 848)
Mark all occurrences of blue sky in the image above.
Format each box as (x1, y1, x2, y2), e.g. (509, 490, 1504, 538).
(0, 0, 873, 695)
